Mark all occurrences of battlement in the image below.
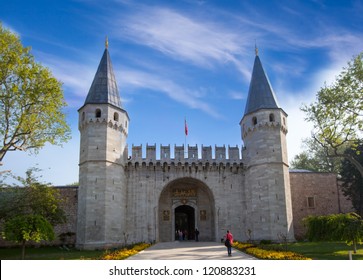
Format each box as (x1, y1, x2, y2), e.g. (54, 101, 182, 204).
(129, 144, 242, 163)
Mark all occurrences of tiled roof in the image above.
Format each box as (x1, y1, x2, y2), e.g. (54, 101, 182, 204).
(84, 48, 122, 108)
(244, 55, 279, 115)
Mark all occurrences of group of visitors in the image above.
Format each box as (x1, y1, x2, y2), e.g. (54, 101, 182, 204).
(175, 228, 200, 241)
(176, 229, 188, 241)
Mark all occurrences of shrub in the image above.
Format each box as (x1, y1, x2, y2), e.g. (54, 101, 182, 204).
(232, 241, 311, 260)
(245, 247, 311, 260)
(99, 243, 151, 260)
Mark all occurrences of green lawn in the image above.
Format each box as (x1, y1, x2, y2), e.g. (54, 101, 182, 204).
(0, 242, 362, 260)
(0, 246, 107, 260)
(271, 242, 363, 260)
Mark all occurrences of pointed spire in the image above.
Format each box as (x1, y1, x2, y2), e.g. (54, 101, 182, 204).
(84, 41, 122, 109)
(243, 52, 279, 116)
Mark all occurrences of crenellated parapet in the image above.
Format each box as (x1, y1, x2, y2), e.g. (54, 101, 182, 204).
(126, 159, 244, 175)
(78, 104, 129, 137)
(241, 110, 288, 139)
(129, 144, 242, 164)
(79, 117, 128, 136)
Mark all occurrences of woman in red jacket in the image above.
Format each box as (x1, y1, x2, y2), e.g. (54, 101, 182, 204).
(224, 230, 233, 256)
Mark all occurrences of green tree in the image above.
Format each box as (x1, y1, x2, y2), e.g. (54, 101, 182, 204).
(0, 168, 66, 225)
(340, 143, 363, 216)
(0, 168, 66, 258)
(0, 23, 71, 166)
(290, 138, 340, 172)
(301, 52, 363, 177)
(304, 213, 363, 253)
(2, 214, 55, 259)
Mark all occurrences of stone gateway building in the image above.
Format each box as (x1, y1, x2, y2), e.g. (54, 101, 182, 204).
(75, 45, 348, 250)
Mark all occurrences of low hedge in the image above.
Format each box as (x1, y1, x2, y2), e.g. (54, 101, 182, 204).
(99, 243, 151, 260)
(233, 241, 311, 260)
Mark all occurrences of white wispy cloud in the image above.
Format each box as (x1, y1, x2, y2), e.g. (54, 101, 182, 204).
(278, 55, 356, 161)
(228, 91, 245, 100)
(33, 51, 98, 107)
(110, 6, 253, 79)
(119, 69, 222, 118)
(2, 21, 21, 36)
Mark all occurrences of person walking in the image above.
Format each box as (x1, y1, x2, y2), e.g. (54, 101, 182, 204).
(195, 228, 199, 242)
(224, 230, 234, 256)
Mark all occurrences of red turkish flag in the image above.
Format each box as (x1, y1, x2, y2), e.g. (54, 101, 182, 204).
(185, 119, 188, 136)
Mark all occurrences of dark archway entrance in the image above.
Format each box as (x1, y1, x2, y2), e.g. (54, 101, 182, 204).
(175, 205, 195, 240)
(158, 177, 215, 242)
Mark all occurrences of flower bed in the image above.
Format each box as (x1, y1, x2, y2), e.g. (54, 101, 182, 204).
(233, 241, 311, 260)
(99, 243, 151, 260)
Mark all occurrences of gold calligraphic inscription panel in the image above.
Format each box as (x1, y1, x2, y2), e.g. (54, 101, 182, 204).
(172, 188, 197, 197)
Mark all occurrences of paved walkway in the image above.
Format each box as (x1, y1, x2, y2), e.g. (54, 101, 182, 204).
(128, 241, 257, 260)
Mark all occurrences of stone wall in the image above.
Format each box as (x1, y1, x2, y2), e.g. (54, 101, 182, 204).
(290, 171, 354, 239)
(0, 186, 77, 247)
(131, 144, 241, 162)
(0, 171, 354, 247)
(125, 160, 246, 243)
(54, 186, 78, 245)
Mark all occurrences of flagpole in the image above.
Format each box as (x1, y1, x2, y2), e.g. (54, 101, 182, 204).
(184, 117, 187, 157)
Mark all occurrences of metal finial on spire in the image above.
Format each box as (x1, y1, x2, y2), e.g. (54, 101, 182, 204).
(255, 41, 258, 56)
(105, 36, 109, 49)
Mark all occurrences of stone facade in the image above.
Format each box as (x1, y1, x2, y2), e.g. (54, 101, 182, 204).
(75, 47, 290, 249)
(77, 103, 129, 249)
(126, 145, 244, 243)
(0, 171, 352, 248)
(290, 171, 354, 239)
(0, 48, 354, 249)
(241, 108, 294, 242)
(72, 46, 353, 249)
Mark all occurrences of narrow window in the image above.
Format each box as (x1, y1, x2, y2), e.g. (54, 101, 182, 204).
(82, 111, 85, 121)
(307, 197, 315, 208)
(125, 120, 128, 128)
(114, 112, 119, 121)
(269, 113, 275, 122)
(95, 109, 101, 118)
(252, 116, 257, 125)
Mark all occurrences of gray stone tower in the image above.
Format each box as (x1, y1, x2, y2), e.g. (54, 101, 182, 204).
(76, 41, 130, 249)
(240, 49, 294, 241)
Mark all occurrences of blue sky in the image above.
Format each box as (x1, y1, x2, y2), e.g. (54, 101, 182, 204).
(1, 0, 362, 185)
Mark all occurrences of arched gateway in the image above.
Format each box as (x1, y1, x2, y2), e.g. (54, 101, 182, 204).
(158, 178, 215, 242)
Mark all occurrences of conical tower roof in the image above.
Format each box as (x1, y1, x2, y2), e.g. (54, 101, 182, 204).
(84, 46, 122, 109)
(244, 53, 279, 116)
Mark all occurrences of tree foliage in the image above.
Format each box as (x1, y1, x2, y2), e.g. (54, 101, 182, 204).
(0, 22, 71, 165)
(340, 143, 363, 216)
(0, 168, 66, 225)
(2, 214, 54, 259)
(304, 213, 363, 253)
(301, 52, 363, 177)
(0, 168, 66, 258)
(290, 138, 341, 172)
